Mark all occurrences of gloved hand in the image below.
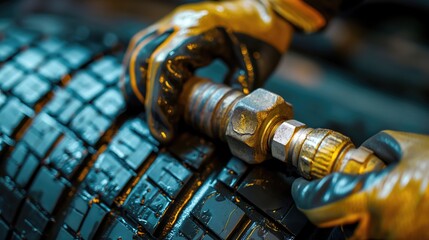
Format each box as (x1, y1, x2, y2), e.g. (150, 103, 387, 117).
(291, 130, 429, 239)
(121, 0, 294, 143)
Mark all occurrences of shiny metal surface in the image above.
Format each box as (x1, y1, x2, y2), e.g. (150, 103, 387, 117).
(181, 77, 385, 179)
(225, 88, 293, 164)
(181, 77, 244, 140)
(271, 120, 306, 163)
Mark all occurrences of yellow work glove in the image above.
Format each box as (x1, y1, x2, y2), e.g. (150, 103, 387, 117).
(291, 130, 429, 239)
(121, 0, 295, 143)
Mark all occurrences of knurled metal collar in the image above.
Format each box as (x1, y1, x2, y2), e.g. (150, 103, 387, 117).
(311, 131, 353, 179)
(298, 129, 330, 179)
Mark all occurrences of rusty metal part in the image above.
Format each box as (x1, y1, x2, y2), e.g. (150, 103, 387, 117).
(225, 88, 293, 164)
(181, 77, 385, 179)
(181, 78, 294, 164)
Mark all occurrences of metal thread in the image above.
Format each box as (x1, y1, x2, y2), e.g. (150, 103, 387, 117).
(181, 78, 244, 140)
(181, 78, 384, 179)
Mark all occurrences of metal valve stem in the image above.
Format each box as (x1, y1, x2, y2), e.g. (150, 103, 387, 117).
(180, 77, 385, 179)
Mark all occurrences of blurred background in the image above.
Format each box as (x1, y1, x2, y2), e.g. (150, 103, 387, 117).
(1, 0, 428, 144)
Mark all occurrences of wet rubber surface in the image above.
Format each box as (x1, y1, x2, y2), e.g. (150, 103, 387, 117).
(0, 17, 323, 239)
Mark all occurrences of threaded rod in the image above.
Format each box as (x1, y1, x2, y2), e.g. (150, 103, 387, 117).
(181, 77, 244, 140)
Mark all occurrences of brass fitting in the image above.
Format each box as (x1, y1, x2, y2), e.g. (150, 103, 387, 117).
(225, 88, 293, 164)
(181, 77, 385, 179)
(181, 77, 293, 164)
(277, 126, 384, 179)
(271, 120, 307, 163)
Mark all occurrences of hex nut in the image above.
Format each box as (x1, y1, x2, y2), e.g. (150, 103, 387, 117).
(225, 88, 293, 164)
(271, 120, 306, 163)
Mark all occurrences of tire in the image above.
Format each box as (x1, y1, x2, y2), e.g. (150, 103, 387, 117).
(0, 18, 327, 240)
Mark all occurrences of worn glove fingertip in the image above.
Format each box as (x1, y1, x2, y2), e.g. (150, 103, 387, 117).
(361, 131, 402, 164)
(291, 177, 312, 209)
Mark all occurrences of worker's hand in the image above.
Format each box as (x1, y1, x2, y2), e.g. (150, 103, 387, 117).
(121, 0, 293, 143)
(291, 130, 429, 239)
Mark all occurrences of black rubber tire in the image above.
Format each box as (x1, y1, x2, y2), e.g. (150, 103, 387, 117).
(0, 18, 328, 240)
